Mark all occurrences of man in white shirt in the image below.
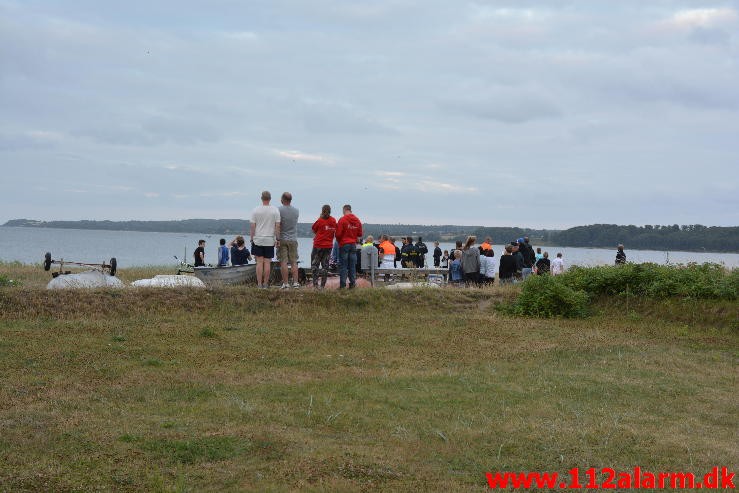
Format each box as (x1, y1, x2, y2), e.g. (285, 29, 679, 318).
(551, 252, 565, 276)
(250, 191, 281, 288)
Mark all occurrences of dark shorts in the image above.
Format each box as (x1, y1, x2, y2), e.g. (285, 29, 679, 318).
(252, 243, 275, 259)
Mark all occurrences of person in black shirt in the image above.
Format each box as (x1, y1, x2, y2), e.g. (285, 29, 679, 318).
(415, 237, 428, 267)
(615, 244, 626, 265)
(194, 239, 206, 267)
(401, 237, 418, 267)
(229, 235, 252, 265)
(535, 251, 550, 275)
(512, 241, 524, 280)
(498, 244, 517, 284)
(432, 241, 442, 267)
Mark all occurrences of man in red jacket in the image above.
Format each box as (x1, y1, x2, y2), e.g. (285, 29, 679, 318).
(335, 204, 363, 289)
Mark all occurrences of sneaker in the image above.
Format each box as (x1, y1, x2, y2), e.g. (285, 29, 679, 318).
(291, 282, 300, 288)
(280, 283, 289, 289)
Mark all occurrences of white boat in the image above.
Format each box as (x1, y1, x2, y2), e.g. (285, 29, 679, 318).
(192, 264, 257, 285)
(46, 270, 124, 290)
(132, 275, 206, 288)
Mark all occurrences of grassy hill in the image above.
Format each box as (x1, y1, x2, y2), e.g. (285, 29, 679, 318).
(0, 264, 737, 491)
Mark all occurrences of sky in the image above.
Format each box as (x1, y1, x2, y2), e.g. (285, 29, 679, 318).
(1, 0, 738, 229)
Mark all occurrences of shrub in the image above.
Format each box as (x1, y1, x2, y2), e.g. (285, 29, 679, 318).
(0, 274, 17, 287)
(503, 274, 590, 318)
(499, 263, 736, 319)
(558, 263, 736, 301)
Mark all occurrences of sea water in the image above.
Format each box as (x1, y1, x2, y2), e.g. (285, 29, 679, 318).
(0, 227, 737, 270)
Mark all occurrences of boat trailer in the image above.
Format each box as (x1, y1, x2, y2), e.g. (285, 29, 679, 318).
(43, 252, 118, 278)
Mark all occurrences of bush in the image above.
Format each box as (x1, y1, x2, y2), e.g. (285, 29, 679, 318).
(503, 274, 590, 318)
(558, 263, 736, 300)
(0, 274, 17, 287)
(499, 263, 737, 319)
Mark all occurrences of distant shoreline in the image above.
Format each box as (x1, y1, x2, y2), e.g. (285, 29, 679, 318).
(3, 219, 738, 254)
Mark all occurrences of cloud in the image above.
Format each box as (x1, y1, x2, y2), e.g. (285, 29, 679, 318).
(301, 101, 396, 135)
(275, 149, 335, 165)
(0, 130, 63, 150)
(0, 1, 737, 228)
(661, 8, 739, 31)
(78, 116, 221, 147)
(415, 180, 478, 194)
(439, 89, 562, 124)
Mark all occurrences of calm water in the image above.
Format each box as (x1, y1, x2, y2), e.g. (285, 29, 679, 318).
(1, 227, 737, 269)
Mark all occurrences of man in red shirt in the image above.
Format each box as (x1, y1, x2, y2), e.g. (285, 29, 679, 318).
(335, 204, 363, 289)
(311, 204, 337, 289)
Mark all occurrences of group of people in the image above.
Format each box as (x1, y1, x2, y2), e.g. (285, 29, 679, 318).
(443, 235, 565, 286)
(194, 191, 630, 289)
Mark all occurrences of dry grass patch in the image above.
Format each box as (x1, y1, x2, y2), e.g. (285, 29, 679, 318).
(0, 268, 737, 491)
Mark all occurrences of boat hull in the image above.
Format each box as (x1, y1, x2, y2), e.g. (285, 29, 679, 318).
(193, 264, 257, 285)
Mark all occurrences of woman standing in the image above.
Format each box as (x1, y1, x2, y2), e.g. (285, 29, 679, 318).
(311, 205, 337, 289)
(460, 236, 480, 287)
(498, 244, 517, 284)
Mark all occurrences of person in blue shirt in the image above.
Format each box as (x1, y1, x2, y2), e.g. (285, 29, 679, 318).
(449, 250, 464, 285)
(217, 238, 230, 267)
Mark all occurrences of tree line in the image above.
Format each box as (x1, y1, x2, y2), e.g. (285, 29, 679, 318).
(4, 219, 737, 252)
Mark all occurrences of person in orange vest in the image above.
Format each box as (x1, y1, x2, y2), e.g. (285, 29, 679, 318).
(481, 236, 493, 251)
(379, 235, 396, 269)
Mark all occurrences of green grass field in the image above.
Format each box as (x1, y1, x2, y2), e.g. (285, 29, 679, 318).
(0, 263, 737, 491)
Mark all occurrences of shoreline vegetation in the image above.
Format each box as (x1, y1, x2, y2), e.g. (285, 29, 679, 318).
(3, 219, 739, 253)
(0, 262, 737, 491)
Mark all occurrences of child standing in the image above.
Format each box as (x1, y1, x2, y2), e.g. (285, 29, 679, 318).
(449, 250, 463, 285)
(217, 238, 230, 267)
(194, 239, 206, 267)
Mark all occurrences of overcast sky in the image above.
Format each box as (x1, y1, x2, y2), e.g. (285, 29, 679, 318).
(1, 1, 737, 228)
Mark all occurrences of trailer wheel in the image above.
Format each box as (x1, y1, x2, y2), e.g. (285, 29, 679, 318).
(109, 258, 117, 276)
(44, 252, 52, 271)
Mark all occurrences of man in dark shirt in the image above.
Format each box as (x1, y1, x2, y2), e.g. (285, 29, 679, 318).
(511, 241, 524, 279)
(194, 239, 206, 267)
(401, 237, 418, 268)
(520, 238, 534, 279)
(415, 237, 428, 267)
(432, 241, 442, 267)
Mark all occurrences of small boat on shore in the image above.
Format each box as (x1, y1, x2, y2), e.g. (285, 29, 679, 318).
(192, 264, 257, 286)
